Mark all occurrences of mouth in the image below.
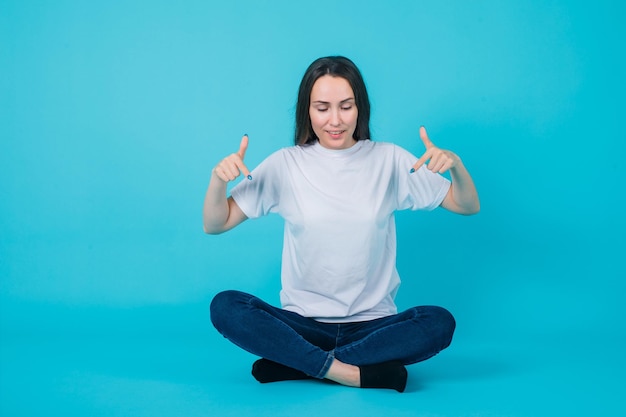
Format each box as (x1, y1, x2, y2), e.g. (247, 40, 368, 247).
(326, 130, 346, 139)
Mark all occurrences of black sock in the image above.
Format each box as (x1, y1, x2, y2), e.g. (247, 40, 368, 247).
(251, 359, 311, 383)
(359, 361, 408, 393)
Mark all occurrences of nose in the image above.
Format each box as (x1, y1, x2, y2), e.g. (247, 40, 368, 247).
(329, 108, 341, 126)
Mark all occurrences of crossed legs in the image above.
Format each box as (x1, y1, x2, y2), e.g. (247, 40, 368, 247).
(210, 290, 455, 392)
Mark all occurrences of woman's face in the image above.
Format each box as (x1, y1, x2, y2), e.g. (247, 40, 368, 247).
(309, 75, 358, 150)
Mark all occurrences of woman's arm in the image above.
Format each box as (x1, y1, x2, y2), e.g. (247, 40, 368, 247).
(203, 174, 248, 234)
(203, 135, 251, 234)
(411, 126, 480, 215)
(439, 155, 480, 215)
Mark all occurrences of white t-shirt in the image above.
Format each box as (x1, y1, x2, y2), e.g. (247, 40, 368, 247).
(231, 140, 450, 322)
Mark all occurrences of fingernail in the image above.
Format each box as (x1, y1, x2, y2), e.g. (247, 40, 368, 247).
(247, 174, 253, 180)
(244, 133, 248, 137)
(409, 168, 415, 173)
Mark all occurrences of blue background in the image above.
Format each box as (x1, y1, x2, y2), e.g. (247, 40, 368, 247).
(1, 1, 624, 416)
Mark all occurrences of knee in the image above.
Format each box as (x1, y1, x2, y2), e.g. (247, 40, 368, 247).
(210, 290, 248, 332)
(427, 306, 456, 349)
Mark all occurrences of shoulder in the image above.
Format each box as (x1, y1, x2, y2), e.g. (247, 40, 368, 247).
(258, 146, 299, 164)
(363, 140, 415, 160)
(269, 145, 312, 164)
(270, 144, 313, 157)
(255, 145, 311, 173)
(363, 140, 405, 151)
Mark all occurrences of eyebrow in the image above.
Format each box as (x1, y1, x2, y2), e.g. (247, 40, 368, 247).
(311, 98, 355, 105)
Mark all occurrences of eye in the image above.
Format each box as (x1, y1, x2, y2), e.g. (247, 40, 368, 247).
(316, 107, 328, 112)
(341, 106, 353, 111)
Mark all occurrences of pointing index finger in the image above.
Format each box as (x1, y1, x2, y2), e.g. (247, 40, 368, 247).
(410, 126, 433, 174)
(238, 134, 249, 159)
(236, 134, 252, 180)
(411, 148, 432, 173)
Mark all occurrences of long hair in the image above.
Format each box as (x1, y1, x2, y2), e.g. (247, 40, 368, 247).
(294, 56, 371, 146)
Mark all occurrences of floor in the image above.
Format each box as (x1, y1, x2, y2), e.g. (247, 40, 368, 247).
(1, 304, 623, 417)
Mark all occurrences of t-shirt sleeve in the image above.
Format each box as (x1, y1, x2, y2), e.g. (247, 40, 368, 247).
(230, 150, 283, 219)
(393, 145, 451, 211)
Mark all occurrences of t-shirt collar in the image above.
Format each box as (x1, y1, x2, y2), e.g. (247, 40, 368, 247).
(311, 139, 367, 158)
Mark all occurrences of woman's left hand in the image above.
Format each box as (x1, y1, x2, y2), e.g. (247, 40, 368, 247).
(411, 126, 459, 174)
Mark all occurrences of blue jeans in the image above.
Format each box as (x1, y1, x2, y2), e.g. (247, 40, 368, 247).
(210, 290, 456, 379)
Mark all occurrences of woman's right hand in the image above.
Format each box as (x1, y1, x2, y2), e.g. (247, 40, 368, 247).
(213, 134, 252, 182)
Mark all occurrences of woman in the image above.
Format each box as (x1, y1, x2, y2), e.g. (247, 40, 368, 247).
(204, 56, 479, 392)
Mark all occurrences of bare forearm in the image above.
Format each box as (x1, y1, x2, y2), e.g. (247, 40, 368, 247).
(203, 170, 230, 234)
(448, 157, 480, 215)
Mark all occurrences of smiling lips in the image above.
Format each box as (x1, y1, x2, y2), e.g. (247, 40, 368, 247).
(327, 130, 346, 138)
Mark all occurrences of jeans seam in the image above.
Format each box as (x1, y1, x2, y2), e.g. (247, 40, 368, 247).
(247, 295, 335, 379)
(334, 308, 421, 363)
(315, 350, 335, 379)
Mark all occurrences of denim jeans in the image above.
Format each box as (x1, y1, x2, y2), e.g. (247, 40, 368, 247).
(210, 290, 456, 379)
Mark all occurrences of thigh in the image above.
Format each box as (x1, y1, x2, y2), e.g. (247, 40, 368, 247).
(210, 290, 339, 377)
(210, 290, 338, 351)
(334, 305, 456, 366)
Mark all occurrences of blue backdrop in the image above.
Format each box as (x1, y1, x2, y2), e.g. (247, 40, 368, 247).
(1, 1, 624, 416)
